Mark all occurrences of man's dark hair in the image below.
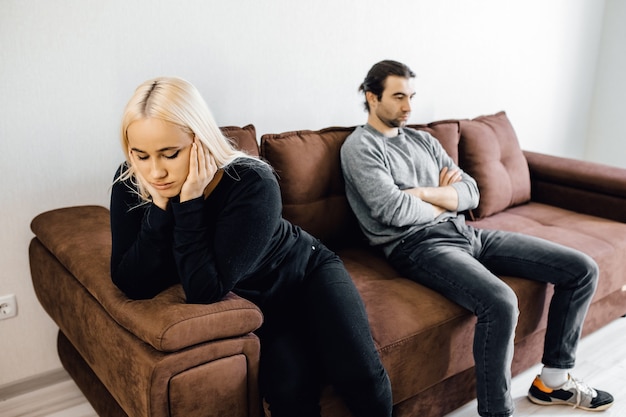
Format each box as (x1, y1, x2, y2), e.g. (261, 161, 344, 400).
(359, 60, 415, 112)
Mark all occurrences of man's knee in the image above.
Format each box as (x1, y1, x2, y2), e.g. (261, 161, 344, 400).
(582, 254, 599, 286)
(480, 285, 519, 326)
(568, 251, 599, 293)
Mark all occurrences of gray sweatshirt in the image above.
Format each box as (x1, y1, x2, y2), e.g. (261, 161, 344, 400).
(340, 124, 480, 256)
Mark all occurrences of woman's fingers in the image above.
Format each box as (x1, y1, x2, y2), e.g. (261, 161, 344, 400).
(189, 141, 198, 178)
(196, 139, 207, 177)
(180, 138, 217, 202)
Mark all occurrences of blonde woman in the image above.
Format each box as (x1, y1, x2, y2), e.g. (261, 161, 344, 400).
(110, 77, 392, 417)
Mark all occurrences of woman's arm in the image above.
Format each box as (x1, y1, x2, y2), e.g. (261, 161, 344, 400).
(172, 162, 282, 304)
(110, 166, 179, 299)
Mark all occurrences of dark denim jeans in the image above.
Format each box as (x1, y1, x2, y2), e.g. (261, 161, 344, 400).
(258, 241, 392, 417)
(388, 216, 598, 417)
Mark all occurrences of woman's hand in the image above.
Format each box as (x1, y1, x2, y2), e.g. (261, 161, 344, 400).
(180, 139, 218, 202)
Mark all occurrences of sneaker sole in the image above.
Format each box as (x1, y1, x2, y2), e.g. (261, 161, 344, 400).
(528, 394, 613, 411)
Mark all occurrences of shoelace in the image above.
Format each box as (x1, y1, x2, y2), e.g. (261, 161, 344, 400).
(564, 376, 597, 409)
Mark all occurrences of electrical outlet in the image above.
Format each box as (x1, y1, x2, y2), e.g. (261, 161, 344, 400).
(0, 294, 17, 320)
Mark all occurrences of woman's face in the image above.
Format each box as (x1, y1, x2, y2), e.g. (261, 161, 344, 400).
(127, 118, 194, 199)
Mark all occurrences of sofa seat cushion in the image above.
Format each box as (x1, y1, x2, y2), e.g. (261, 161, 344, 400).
(460, 112, 531, 219)
(469, 202, 626, 302)
(30, 205, 263, 352)
(336, 247, 474, 403)
(337, 246, 551, 404)
(338, 203, 626, 404)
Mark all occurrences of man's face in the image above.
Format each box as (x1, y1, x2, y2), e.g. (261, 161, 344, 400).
(368, 75, 415, 128)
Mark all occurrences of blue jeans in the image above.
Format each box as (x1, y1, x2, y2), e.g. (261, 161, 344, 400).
(388, 216, 598, 417)
(258, 241, 392, 417)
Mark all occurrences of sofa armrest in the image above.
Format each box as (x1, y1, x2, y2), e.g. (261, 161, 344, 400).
(524, 151, 626, 223)
(30, 205, 263, 352)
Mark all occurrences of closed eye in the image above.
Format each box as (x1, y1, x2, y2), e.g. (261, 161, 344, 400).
(164, 150, 180, 159)
(130, 147, 182, 161)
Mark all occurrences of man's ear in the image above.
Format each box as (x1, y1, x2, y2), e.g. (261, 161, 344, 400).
(365, 91, 378, 109)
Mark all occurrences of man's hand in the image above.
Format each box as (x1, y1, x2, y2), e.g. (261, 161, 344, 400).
(439, 166, 462, 186)
(403, 166, 462, 214)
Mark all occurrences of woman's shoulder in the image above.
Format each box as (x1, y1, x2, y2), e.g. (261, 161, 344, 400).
(111, 162, 144, 206)
(225, 157, 275, 181)
(217, 157, 281, 203)
(112, 162, 137, 190)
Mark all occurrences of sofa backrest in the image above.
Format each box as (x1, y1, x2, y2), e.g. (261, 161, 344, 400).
(259, 120, 464, 249)
(226, 112, 531, 247)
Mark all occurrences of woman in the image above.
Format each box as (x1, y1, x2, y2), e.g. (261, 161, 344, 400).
(110, 76, 392, 417)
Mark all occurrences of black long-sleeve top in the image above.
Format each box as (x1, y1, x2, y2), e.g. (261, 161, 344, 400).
(110, 158, 315, 307)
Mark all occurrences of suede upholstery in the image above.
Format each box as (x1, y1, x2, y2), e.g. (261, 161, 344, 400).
(221, 124, 259, 157)
(459, 111, 531, 219)
(408, 119, 461, 164)
(30, 206, 263, 353)
(29, 116, 626, 417)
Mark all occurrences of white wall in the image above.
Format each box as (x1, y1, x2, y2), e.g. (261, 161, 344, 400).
(0, 0, 612, 386)
(586, 0, 626, 168)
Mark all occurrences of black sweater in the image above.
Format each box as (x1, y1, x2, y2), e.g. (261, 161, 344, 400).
(110, 158, 315, 307)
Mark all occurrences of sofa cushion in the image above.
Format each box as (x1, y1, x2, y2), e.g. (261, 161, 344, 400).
(261, 127, 362, 249)
(340, 201, 626, 404)
(220, 124, 258, 157)
(408, 120, 461, 164)
(468, 202, 626, 303)
(459, 111, 530, 219)
(338, 248, 475, 403)
(336, 246, 550, 404)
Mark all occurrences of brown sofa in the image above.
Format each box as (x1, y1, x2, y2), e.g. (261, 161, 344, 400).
(29, 112, 626, 417)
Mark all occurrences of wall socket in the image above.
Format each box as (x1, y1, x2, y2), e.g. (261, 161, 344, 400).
(0, 294, 18, 320)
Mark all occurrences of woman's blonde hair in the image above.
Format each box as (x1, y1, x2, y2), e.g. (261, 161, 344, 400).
(118, 76, 252, 200)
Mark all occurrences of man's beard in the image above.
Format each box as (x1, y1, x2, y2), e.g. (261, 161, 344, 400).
(381, 115, 408, 128)
(375, 107, 409, 128)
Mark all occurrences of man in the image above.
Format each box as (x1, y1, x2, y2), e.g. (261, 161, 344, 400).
(339, 60, 614, 417)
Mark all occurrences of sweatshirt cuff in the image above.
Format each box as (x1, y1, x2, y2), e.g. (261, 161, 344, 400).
(452, 182, 476, 212)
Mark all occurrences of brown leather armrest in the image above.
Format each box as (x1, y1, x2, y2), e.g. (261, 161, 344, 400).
(524, 151, 626, 222)
(30, 206, 263, 352)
